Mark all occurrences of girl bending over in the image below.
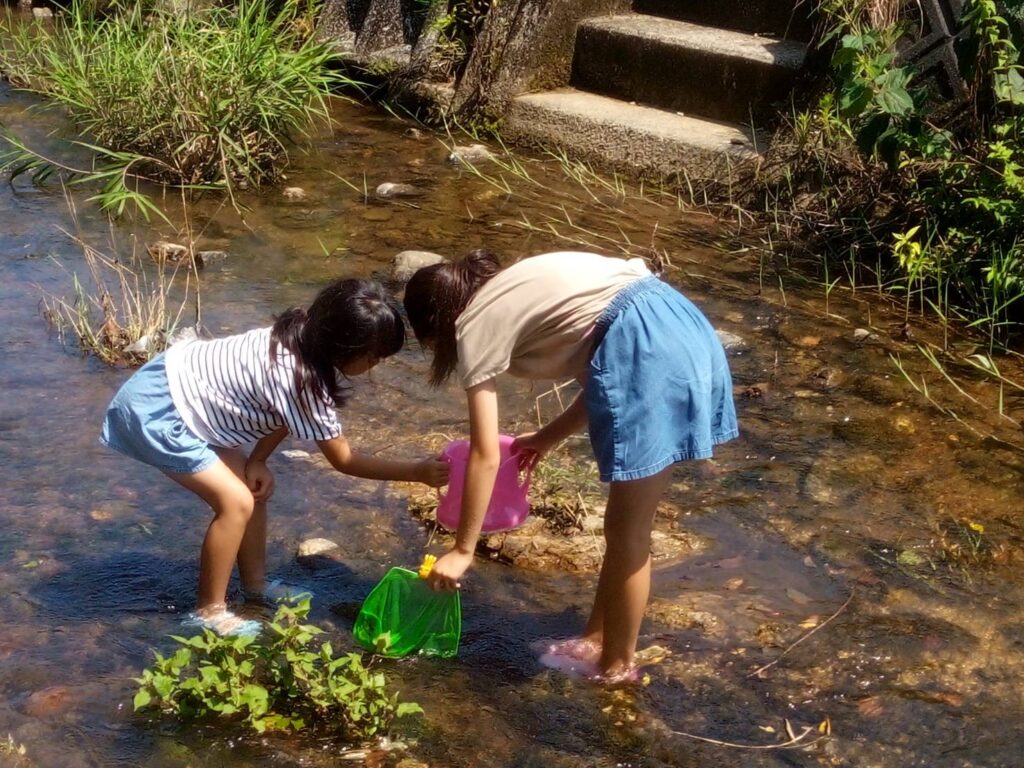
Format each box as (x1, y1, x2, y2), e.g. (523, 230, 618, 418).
(101, 278, 449, 636)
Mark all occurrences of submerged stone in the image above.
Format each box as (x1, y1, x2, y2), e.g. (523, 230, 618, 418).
(375, 182, 420, 198)
(297, 538, 339, 558)
(448, 143, 495, 165)
(716, 329, 745, 351)
(391, 250, 446, 282)
(282, 186, 307, 201)
(146, 241, 189, 263)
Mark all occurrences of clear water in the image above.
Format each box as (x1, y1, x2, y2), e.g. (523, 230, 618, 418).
(1, 73, 1023, 768)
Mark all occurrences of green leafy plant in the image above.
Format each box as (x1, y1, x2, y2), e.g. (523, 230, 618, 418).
(0, 0, 348, 215)
(134, 599, 423, 740)
(748, 0, 1024, 347)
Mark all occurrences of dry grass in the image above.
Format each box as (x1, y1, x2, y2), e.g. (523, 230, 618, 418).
(40, 197, 201, 366)
(866, 0, 908, 28)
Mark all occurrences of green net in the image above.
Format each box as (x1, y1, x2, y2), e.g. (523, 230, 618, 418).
(353, 567, 461, 658)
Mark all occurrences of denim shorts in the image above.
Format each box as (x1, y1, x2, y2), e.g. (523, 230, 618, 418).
(585, 276, 739, 482)
(100, 354, 219, 475)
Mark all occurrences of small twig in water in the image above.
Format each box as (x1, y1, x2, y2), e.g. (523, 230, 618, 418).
(667, 722, 825, 750)
(746, 589, 855, 678)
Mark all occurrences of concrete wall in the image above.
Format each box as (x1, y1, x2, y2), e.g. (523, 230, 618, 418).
(317, 0, 628, 118)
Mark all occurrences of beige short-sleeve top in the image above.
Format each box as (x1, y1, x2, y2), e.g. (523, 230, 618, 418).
(455, 251, 650, 389)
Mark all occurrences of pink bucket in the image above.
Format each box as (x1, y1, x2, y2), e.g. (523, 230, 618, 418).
(437, 434, 532, 534)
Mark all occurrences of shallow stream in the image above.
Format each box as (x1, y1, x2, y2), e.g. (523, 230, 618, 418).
(1, 76, 1024, 768)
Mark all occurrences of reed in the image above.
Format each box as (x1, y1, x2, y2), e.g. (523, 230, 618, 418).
(0, 0, 347, 213)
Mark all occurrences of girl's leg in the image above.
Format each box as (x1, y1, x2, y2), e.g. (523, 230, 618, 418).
(212, 448, 268, 596)
(584, 465, 675, 675)
(165, 454, 255, 610)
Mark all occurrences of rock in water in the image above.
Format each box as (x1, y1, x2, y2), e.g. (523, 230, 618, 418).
(297, 538, 339, 558)
(375, 182, 420, 198)
(448, 144, 495, 165)
(716, 330, 745, 352)
(391, 250, 446, 283)
(282, 186, 307, 201)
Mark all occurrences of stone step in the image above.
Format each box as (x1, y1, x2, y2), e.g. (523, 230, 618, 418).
(504, 87, 762, 182)
(633, 0, 813, 41)
(572, 14, 806, 123)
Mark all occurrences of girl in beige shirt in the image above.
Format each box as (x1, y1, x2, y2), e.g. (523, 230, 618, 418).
(404, 250, 737, 682)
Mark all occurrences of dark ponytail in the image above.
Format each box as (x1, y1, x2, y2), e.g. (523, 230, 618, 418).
(271, 279, 405, 407)
(403, 248, 500, 387)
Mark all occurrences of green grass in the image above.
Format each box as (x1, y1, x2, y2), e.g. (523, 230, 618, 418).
(0, 0, 348, 214)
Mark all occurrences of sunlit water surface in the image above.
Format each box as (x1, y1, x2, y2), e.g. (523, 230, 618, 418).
(1, 76, 1023, 768)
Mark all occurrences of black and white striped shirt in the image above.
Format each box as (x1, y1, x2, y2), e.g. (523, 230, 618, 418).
(165, 327, 342, 448)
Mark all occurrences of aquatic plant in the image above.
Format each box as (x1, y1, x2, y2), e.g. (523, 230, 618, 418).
(0, 0, 346, 215)
(134, 599, 422, 740)
(40, 195, 201, 366)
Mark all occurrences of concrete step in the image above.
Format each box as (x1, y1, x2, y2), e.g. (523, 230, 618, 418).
(572, 14, 806, 123)
(504, 88, 761, 182)
(633, 0, 813, 41)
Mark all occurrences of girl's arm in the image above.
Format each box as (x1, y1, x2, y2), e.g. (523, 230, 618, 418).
(514, 389, 589, 469)
(428, 378, 501, 591)
(317, 435, 449, 487)
(245, 426, 289, 501)
(249, 426, 290, 462)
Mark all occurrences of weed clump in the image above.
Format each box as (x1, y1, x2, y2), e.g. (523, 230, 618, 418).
(0, 0, 345, 214)
(134, 599, 423, 741)
(744, 0, 1024, 347)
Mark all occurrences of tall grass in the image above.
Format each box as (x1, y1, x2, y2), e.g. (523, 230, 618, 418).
(41, 195, 201, 366)
(741, 0, 1024, 348)
(0, 0, 346, 213)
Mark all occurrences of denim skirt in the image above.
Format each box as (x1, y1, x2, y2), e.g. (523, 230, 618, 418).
(100, 354, 219, 475)
(585, 276, 738, 482)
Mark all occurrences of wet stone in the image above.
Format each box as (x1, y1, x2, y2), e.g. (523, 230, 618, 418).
(375, 182, 420, 198)
(196, 250, 228, 266)
(716, 329, 745, 352)
(297, 538, 339, 558)
(282, 186, 307, 201)
(23, 686, 72, 718)
(448, 143, 495, 165)
(146, 241, 189, 263)
(647, 600, 720, 632)
(391, 250, 446, 283)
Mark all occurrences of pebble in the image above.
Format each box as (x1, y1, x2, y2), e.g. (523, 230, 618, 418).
(297, 538, 339, 558)
(391, 250, 446, 282)
(448, 143, 495, 165)
(375, 182, 420, 199)
(282, 186, 307, 201)
(146, 241, 189, 263)
(716, 329, 745, 352)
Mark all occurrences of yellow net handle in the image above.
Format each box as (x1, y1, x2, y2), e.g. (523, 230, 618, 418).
(418, 554, 437, 579)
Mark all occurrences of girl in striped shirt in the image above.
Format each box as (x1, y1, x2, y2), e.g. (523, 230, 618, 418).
(101, 279, 449, 636)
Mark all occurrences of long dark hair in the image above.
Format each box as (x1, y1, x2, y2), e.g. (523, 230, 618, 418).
(403, 248, 500, 387)
(270, 278, 405, 406)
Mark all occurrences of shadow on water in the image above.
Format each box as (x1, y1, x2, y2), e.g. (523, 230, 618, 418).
(1, 58, 1024, 767)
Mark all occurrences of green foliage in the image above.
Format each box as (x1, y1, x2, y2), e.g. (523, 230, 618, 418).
(757, 0, 1024, 346)
(134, 600, 423, 741)
(0, 0, 347, 215)
(428, 0, 493, 78)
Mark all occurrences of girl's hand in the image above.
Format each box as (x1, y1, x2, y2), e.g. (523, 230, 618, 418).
(245, 460, 275, 501)
(415, 456, 450, 487)
(512, 430, 555, 472)
(426, 548, 474, 591)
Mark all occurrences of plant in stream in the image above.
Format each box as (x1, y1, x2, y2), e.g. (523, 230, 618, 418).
(40, 197, 201, 366)
(928, 516, 1010, 575)
(134, 599, 423, 740)
(0, 0, 347, 216)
